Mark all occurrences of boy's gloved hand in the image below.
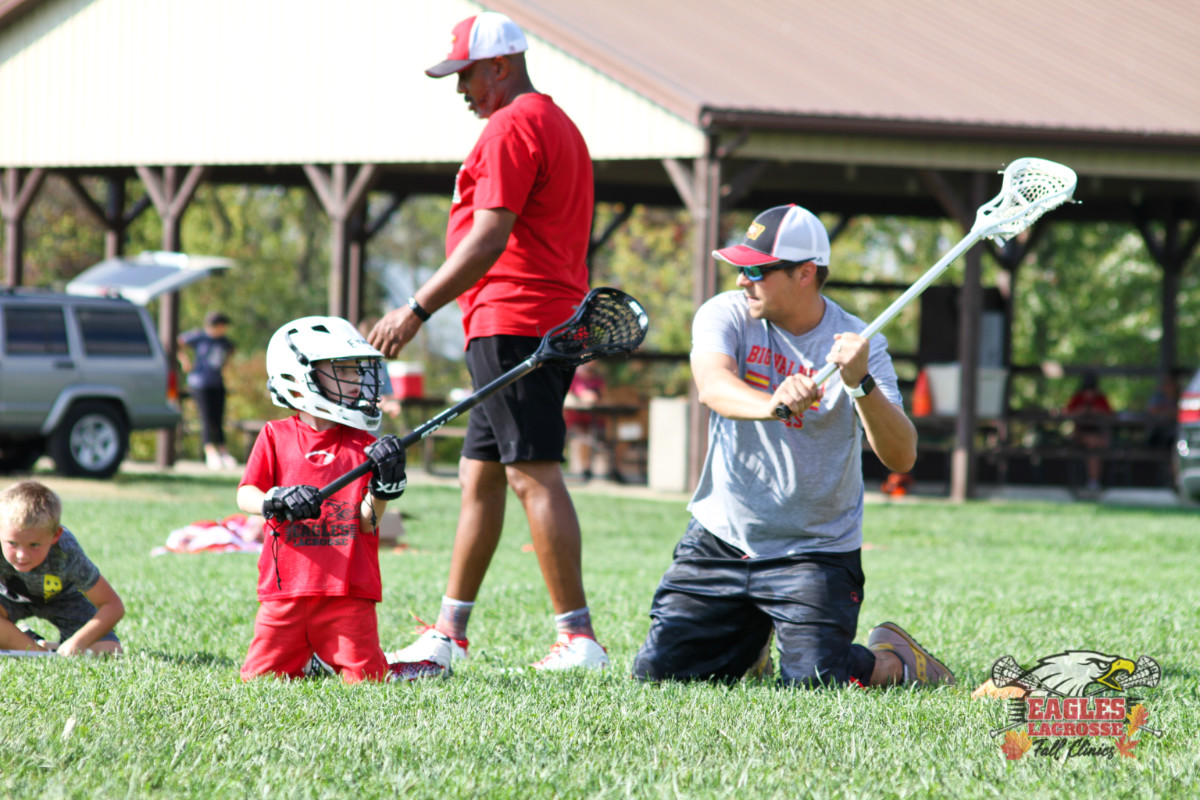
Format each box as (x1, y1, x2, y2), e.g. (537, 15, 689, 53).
(263, 485, 323, 521)
(365, 435, 407, 500)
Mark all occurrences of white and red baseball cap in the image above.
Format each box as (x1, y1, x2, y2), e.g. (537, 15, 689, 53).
(712, 204, 831, 267)
(426, 12, 529, 78)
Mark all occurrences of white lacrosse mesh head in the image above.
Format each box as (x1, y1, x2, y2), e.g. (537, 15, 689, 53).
(266, 316, 385, 431)
(975, 158, 1078, 245)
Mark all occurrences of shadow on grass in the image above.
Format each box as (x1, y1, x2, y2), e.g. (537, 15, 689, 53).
(143, 650, 240, 669)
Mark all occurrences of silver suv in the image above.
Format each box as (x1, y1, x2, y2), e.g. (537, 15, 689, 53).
(0, 289, 180, 477)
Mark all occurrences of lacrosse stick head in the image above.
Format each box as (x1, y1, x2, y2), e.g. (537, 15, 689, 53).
(1118, 655, 1161, 691)
(991, 655, 1028, 688)
(541, 287, 649, 366)
(973, 158, 1078, 245)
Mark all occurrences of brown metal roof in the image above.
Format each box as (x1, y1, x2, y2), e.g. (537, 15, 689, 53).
(486, 0, 1200, 142)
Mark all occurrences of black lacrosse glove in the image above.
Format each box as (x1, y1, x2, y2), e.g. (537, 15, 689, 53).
(263, 485, 323, 521)
(365, 435, 407, 501)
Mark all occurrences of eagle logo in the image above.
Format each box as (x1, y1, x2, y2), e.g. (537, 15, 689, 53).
(991, 650, 1159, 697)
(987, 650, 1165, 745)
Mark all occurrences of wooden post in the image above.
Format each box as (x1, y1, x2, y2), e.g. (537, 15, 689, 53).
(136, 164, 209, 467)
(1135, 202, 1200, 379)
(304, 163, 379, 320)
(0, 168, 46, 287)
(950, 172, 988, 502)
(664, 138, 723, 492)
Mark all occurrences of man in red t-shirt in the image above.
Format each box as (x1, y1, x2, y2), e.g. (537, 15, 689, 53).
(1064, 371, 1114, 492)
(368, 12, 607, 671)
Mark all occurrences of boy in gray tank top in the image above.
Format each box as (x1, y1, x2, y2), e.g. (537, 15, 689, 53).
(632, 205, 954, 688)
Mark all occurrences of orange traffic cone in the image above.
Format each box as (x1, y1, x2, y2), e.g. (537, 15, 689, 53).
(912, 369, 933, 417)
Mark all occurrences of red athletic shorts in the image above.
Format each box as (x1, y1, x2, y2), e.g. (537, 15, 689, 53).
(240, 595, 388, 684)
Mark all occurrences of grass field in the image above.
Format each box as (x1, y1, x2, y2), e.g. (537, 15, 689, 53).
(2, 470, 1197, 799)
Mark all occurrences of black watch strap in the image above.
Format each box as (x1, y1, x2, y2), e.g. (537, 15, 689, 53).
(847, 373, 875, 399)
(407, 296, 431, 322)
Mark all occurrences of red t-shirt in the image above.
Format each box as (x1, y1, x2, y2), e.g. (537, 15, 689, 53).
(240, 416, 381, 603)
(1066, 390, 1112, 416)
(448, 93, 593, 343)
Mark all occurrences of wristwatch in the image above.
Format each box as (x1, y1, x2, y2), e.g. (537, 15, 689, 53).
(407, 296, 431, 322)
(845, 374, 876, 399)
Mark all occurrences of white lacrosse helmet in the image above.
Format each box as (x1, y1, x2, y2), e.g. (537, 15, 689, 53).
(266, 316, 386, 431)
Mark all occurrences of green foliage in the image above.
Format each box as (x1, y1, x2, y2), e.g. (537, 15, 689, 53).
(19, 176, 107, 287)
(1009, 222, 1193, 411)
(823, 215, 962, 372)
(1, 474, 1197, 799)
(7, 181, 1198, 415)
(588, 204, 696, 397)
(360, 194, 472, 399)
(126, 183, 333, 353)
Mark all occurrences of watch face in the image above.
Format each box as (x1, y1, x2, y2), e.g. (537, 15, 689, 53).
(848, 374, 874, 398)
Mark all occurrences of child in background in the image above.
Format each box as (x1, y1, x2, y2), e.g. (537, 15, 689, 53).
(237, 316, 451, 683)
(0, 480, 124, 655)
(179, 311, 237, 470)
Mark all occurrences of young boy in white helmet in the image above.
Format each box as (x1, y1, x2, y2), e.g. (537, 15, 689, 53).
(236, 316, 452, 683)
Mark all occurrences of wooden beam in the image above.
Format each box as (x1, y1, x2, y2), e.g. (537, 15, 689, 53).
(588, 203, 633, 260)
(950, 172, 988, 502)
(61, 175, 109, 227)
(304, 164, 381, 318)
(134, 165, 209, 467)
(687, 137, 723, 490)
(721, 161, 768, 209)
(1133, 202, 1200, 376)
(662, 159, 697, 214)
(1, 168, 46, 286)
(917, 169, 973, 231)
(303, 164, 337, 215)
(364, 193, 406, 239)
(827, 213, 853, 243)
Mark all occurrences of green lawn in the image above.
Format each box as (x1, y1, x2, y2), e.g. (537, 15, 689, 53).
(2, 471, 1196, 799)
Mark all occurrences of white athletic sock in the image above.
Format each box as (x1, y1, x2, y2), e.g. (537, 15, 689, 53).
(436, 596, 475, 641)
(555, 607, 594, 638)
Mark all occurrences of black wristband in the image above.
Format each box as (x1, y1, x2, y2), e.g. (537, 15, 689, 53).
(407, 296, 431, 322)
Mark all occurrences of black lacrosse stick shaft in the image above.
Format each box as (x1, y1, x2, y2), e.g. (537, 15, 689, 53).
(314, 287, 647, 502)
(314, 354, 539, 501)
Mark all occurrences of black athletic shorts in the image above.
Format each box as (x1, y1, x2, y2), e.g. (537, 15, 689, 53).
(462, 335, 573, 464)
(632, 518, 875, 688)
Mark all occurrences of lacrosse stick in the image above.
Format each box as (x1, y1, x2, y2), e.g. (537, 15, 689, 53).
(0, 649, 57, 658)
(314, 287, 649, 501)
(776, 157, 1077, 419)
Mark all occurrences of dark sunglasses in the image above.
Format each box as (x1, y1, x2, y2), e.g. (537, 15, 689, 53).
(737, 259, 811, 282)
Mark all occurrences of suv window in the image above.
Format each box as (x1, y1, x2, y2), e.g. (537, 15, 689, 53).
(77, 308, 153, 357)
(3, 306, 69, 355)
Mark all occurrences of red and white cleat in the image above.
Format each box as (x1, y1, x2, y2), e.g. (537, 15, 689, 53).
(531, 634, 610, 671)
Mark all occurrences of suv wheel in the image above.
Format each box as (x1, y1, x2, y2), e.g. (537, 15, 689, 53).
(48, 401, 129, 478)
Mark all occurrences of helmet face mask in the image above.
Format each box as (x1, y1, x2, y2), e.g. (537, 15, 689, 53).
(309, 357, 384, 414)
(267, 317, 386, 431)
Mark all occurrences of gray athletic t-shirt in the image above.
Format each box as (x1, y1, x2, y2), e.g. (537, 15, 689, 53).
(687, 292, 902, 557)
(0, 527, 100, 605)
